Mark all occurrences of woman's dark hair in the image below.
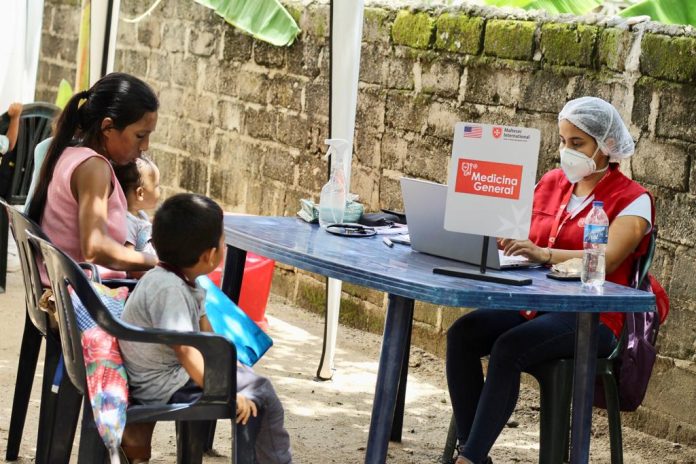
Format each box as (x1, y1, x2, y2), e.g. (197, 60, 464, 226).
(27, 72, 159, 222)
(113, 155, 155, 195)
(152, 193, 224, 268)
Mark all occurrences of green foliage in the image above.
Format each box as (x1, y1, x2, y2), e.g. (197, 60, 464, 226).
(193, 0, 300, 46)
(55, 79, 73, 109)
(483, 0, 696, 26)
(483, 0, 603, 15)
(619, 0, 696, 27)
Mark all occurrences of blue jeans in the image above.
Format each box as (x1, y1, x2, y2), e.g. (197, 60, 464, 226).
(446, 310, 616, 463)
(169, 365, 292, 464)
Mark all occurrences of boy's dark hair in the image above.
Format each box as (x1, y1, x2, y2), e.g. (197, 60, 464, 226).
(152, 193, 224, 268)
(28, 72, 159, 222)
(114, 155, 155, 195)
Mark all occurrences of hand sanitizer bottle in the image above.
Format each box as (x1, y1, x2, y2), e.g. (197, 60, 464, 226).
(319, 139, 349, 228)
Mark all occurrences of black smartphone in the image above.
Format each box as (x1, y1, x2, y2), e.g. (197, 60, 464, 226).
(546, 271, 581, 281)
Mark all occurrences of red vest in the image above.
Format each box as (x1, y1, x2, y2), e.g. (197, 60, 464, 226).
(528, 166, 654, 336)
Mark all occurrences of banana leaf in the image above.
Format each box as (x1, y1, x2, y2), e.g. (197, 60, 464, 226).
(619, 0, 696, 27)
(55, 79, 73, 109)
(483, 0, 603, 15)
(193, 0, 300, 46)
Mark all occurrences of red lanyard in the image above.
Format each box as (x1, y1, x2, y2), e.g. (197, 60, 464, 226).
(547, 184, 575, 247)
(548, 170, 612, 246)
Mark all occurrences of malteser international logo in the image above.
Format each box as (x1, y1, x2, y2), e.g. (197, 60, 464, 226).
(492, 126, 533, 142)
(455, 158, 523, 200)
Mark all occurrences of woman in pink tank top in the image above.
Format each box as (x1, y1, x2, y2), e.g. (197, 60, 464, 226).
(27, 73, 159, 276)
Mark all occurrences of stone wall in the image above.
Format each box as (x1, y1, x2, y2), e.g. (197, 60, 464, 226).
(37, 0, 696, 445)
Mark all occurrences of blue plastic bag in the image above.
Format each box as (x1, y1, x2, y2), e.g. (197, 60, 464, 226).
(197, 276, 273, 366)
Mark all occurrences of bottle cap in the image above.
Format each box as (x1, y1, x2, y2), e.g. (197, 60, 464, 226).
(593, 200, 604, 207)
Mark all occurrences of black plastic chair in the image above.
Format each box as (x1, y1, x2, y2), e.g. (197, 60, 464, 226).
(28, 232, 256, 464)
(0, 102, 58, 292)
(1, 198, 83, 463)
(442, 227, 658, 464)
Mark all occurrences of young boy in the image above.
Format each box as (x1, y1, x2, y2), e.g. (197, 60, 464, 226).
(119, 193, 292, 464)
(113, 156, 160, 255)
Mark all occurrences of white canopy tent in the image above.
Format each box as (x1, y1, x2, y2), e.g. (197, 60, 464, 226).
(0, 0, 45, 109)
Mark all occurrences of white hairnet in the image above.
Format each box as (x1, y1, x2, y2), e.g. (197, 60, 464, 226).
(558, 97, 634, 161)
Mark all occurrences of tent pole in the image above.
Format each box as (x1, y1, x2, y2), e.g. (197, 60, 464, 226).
(317, 0, 339, 381)
(101, 0, 114, 78)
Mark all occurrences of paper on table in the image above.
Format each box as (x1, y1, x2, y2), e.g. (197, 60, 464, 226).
(374, 225, 408, 235)
(390, 234, 411, 245)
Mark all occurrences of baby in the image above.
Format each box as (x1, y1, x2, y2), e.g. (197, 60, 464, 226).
(113, 155, 160, 255)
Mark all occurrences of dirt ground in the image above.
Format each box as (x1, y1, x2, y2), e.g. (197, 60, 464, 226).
(1, 266, 695, 463)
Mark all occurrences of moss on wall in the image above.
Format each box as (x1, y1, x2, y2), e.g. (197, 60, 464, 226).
(641, 34, 696, 84)
(434, 12, 484, 55)
(484, 19, 536, 61)
(364, 7, 391, 42)
(392, 10, 434, 49)
(540, 23, 598, 67)
(598, 28, 631, 71)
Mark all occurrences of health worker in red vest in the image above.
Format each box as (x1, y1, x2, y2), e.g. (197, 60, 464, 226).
(446, 97, 653, 464)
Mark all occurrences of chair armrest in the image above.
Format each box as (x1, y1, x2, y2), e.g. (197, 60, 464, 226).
(78, 262, 101, 283)
(101, 278, 138, 292)
(79, 264, 138, 291)
(104, 319, 236, 402)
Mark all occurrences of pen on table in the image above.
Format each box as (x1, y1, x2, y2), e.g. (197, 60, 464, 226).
(383, 237, 394, 248)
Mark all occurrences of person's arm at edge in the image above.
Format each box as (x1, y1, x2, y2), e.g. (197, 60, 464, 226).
(73, 157, 157, 271)
(6, 103, 22, 151)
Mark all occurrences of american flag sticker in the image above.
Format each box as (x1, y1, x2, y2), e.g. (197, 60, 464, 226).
(462, 125, 482, 139)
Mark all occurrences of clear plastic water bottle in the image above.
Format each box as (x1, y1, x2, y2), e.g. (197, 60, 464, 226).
(318, 139, 348, 228)
(582, 200, 609, 287)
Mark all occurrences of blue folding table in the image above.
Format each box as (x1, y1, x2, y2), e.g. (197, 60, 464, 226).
(221, 216, 655, 464)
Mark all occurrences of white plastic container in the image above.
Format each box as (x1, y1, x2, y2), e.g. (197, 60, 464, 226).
(582, 200, 609, 287)
(318, 139, 349, 228)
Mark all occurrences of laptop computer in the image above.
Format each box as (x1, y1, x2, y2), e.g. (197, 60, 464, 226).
(400, 177, 532, 270)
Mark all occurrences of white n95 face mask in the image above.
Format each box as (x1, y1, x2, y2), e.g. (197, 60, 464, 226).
(559, 146, 606, 184)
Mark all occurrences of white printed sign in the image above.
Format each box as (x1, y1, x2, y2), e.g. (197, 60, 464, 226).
(444, 123, 540, 239)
